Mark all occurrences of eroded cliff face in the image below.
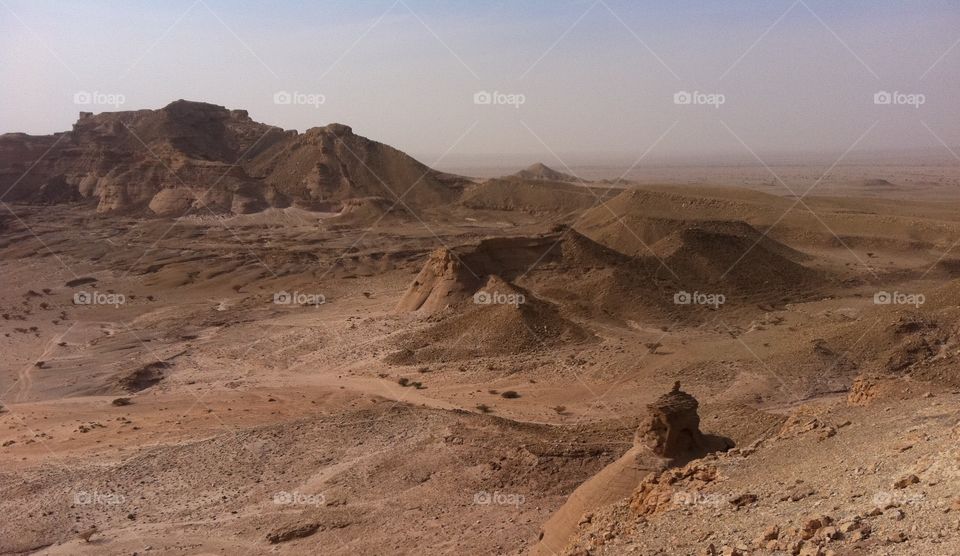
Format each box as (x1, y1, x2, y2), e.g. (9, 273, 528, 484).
(0, 100, 466, 215)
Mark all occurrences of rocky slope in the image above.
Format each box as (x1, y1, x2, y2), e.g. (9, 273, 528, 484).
(559, 380, 960, 556)
(534, 384, 732, 554)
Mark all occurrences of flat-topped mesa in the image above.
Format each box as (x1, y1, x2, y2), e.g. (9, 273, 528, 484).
(635, 382, 708, 458)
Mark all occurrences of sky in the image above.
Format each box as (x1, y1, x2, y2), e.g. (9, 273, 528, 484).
(1, 0, 959, 165)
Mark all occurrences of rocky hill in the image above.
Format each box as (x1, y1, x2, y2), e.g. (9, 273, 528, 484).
(507, 162, 580, 183)
(0, 100, 468, 215)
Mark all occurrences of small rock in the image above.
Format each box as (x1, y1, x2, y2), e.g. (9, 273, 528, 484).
(798, 544, 823, 556)
(839, 519, 861, 533)
(782, 486, 816, 502)
(729, 493, 758, 507)
(800, 515, 832, 539)
(885, 531, 907, 544)
(819, 526, 840, 541)
(893, 475, 920, 489)
(266, 522, 320, 544)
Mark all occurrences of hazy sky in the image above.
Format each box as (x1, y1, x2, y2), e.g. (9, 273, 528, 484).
(1, 0, 958, 164)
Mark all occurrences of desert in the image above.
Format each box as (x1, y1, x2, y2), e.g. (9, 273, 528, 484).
(1, 101, 959, 555)
(2, 2, 960, 555)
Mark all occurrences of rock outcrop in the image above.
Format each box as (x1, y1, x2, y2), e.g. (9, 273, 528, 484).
(636, 381, 717, 458)
(533, 384, 731, 555)
(395, 247, 481, 313)
(394, 230, 635, 314)
(389, 274, 590, 363)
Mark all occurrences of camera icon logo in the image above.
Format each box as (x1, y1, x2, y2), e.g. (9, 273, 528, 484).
(273, 291, 292, 304)
(473, 291, 492, 304)
(73, 291, 92, 305)
(473, 90, 493, 105)
(673, 91, 693, 105)
(872, 491, 893, 507)
(874, 91, 892, 105)
(73, 91, 93, 105)
(873, 291, 892, 304)
(673, 291, 692, 305)
(273, 91, 292, 105)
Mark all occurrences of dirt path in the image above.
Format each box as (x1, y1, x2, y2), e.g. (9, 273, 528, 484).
(14, 323, 77, 403)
